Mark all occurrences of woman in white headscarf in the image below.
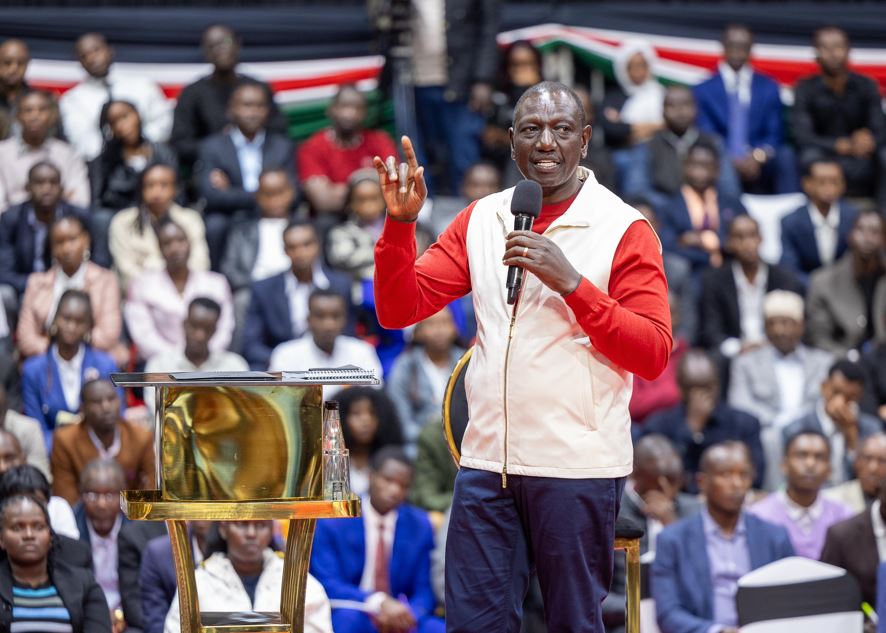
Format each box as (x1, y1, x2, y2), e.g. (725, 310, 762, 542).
(601, 39, 665, 149)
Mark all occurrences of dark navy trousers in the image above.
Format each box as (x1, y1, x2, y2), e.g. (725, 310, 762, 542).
(444, 467, 625, 633)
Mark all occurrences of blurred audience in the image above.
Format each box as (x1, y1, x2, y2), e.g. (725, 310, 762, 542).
(0, 39, 30, 140)
(0, 387, 49, 478)
(651, 441, 793, 633)
(0, 89, 89, 210)
(0, 462, 81, 541)
(326, 169, 386, 283)
(125, 219, 233, 362)
(428, 161, 501, 235)
(60, 33, 170, 161)
(823, 432, 886, 513)
(117, 519, 168, 631)
(603, 41, 664, 147)
(411, 419, 457, 514)
(574, 86, 616, 193)
(50, 379, 153, 506)
(109, 162, 209, 289)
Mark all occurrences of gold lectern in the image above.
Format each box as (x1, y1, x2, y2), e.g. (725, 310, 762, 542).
(111, 371, 372, 633)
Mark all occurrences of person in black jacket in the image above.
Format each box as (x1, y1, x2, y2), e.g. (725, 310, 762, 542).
(0, 494, 111, 632)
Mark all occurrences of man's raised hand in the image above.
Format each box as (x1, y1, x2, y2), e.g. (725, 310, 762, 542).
(373, 135, 427, 223)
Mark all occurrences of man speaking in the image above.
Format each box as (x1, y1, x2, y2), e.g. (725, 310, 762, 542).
(373, 81, 672, 632)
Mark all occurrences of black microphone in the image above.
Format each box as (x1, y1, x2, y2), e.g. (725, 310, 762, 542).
(506, 180, 543, 305)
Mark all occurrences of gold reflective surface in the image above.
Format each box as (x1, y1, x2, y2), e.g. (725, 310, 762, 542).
(159, 385, 323, 501)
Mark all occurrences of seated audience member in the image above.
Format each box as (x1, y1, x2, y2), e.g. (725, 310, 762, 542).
(728, 291, 832, 428)
(196, 81, 295, 266)
(165, 520, 333, 633)
(0, 495, 111, 632)
(0, 90, 89, 209)
(428, 161, 502, 235)
(0, 39, 30, 140)
(60, 33, 170, 161)
(823, 432, 886, 513)
(411, 419, 457, 514)
(299, 85, 397, 215)
(21, 290, 119, 442)
(125, 219, 234, 362)
(779, 159, 858, 288)
(630, 293, 688, 423)
(50, 379, 153, 506)
(0, 450, 78, 539)
(625, 85, 740, 207)
(641, 349, 765, 492)
(694, 24, 798, 194)
(700, 215, 801, 358)
(0, 385, 49, 478)
(806, 209, 886, 357)
(793, 26, 886, 208)
(72, 459, 128, 624)
(243, 220, 351, 369)
(750, 430, 853, 558)
(821, 473, 886, 607)
(604, 435, 699, 629)
(311, 447, 443, 633)
(17, 215, 122, 361)
(140, 522, 212, 633)
(143, 298, 248, 412)
(338, 387, 404, 498)
(781, 360, 882, 487)
(269, 289, 382, 394)
(326, 169, 386, 282)
(109, 162, 209, 289)
(864, 331, 886, 420)
(388, 309, 464, 448)
(658, 139, 747, 276)
(118, 519, 168, 630)
(0, 162, 92, 298)
(171, 24, 288, 170)
(91, 99, 178, 250)
(652, 442, 794, 633)
(574, 86, 616, 193)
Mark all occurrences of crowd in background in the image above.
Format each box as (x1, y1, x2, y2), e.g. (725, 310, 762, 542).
(0, 8, 884, 633)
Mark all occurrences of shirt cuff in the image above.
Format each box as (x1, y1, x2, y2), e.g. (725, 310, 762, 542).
(365, 591, 388, 614)
(562, 277, 607, 320)
(383, 215, 418, 237)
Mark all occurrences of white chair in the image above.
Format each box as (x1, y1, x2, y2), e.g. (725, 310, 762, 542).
(741, 193, 807, 264)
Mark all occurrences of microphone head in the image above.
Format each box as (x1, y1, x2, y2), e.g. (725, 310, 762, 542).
(511, 180, 543, 219)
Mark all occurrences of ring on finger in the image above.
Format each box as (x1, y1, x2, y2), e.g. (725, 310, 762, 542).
(522, 246, 529, 258)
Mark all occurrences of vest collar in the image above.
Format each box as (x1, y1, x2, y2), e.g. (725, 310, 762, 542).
(494, 166, 597, 236)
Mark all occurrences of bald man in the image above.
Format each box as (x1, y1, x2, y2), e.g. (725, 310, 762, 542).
(652, 442, 793, 633)
(823, 432, 886, 513)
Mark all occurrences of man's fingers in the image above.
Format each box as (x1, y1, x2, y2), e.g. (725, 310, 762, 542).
(413, 165, 428, 199)
(372, 156, 389, 182)
(402, 135, 419, 170)
(385, 155, 398, 181)
(398, 162, 409, 194)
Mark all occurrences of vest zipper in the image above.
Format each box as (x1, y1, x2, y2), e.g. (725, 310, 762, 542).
(501, 297, 520, 488)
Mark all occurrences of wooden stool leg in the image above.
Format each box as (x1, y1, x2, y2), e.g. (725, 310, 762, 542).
(280, 519, 317, 631)
(625, 539, 641, 633)
(167, 519, 201, 633)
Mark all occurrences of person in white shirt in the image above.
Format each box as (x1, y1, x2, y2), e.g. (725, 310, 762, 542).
(60, 33, 171, 161)
(269, 289, 382, 397)
(144, 297, 248, 413)
(164, 519, 333, 633)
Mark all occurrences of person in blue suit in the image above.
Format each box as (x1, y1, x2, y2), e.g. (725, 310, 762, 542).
(652, 441, 795, 633)
(694, 24, 799, 194)
(21, 289, 119, 444)
(241, 219, 352, 369)
(310, 447, 444, 633)
(779, 159, 858, 288)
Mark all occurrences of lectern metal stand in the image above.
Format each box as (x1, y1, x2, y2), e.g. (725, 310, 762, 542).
(111, 372, 369, 633)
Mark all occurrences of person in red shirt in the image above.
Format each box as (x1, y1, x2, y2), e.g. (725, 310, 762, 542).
(372, 81, 671, 632)
(298, 85, 398, 216)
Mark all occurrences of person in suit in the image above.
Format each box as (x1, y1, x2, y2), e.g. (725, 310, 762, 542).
(694, 24, 798, 194)
(604, 434, 700, 631)
(806, 209, 886, 357)
(700, 215, 801, 357)
(50, 379, 154, 506)
(652, 441, 794, 633)
(20, 290, 120, 443)
(781, 360, 883, 487)
(0, 162, 93, 299)
(0, 495, 111, 632)
(641, 349, 766, 492)
(820, 472, 886, 606)
(823, 432, 886, 513)
(310, 447, 444, 633)
(139, 522, 212, 633)
(779, 159, 859, 288)
(117, 520, 168, 631)
(242, 219, 351, 369)
(196, 81, 295, 268)
(658, 138, 747, 279)
(71, 459, 130, 626)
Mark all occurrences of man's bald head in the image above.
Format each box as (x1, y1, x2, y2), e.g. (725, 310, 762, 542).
(676, 349, 718, 390)
(513, 81, 586, 128)
(78, 458, 125, 492)
(0, 429, 24, 475)
(635, 434, 681, 470)
(857, 432, 886, 498)
(633, 434, 683, 496)
(699, 441, 751, 475)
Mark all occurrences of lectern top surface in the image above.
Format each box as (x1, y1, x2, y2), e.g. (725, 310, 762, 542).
(110, 369, 380, 387)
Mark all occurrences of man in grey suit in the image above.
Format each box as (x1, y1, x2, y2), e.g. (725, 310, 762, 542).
(782, 359, 883, 487)
(603, 434, 700, 632)
(729, 290, 833, 489)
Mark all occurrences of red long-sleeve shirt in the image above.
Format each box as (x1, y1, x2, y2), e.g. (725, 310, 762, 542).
(374, 196, 673, 381)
